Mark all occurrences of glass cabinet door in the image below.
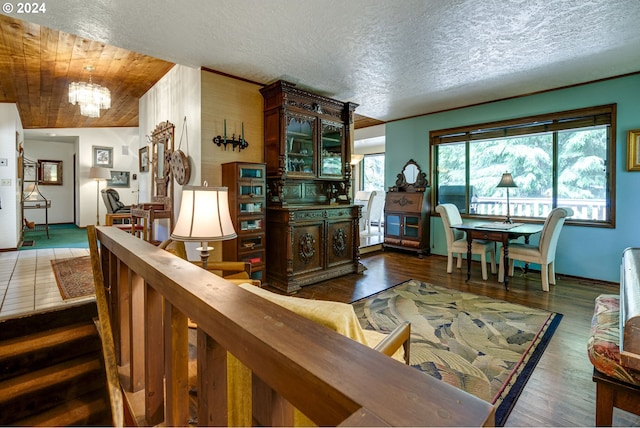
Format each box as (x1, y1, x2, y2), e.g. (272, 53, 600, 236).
(320, 121, 344, 177)
(239, 166, 262, 179)
(385, 213, 401, 237)
(239, 183, 263, 197)
(240, 218, 263, 232)
(403, 215, 420, 239)
(285, 114, 315, 175)
(239, 201, 263, 214)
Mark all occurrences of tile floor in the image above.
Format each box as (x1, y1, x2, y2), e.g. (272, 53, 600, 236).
(0, 247, 94, 321)
(0, 225, 384, 321)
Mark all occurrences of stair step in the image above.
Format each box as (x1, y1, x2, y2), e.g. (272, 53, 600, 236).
(0, 302, 97, 341)
(0, 321, 101, 381)
(13, 388, 111, 427)
(0, 353, 105, 425)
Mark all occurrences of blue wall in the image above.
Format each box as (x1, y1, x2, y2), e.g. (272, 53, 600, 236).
(385, 73, 640, 283)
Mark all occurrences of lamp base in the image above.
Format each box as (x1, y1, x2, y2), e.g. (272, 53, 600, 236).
(503, 217, 513, 224)
(196, 244, 213, 270)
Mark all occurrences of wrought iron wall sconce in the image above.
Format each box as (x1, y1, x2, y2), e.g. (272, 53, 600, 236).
(213, 119, 249, 151)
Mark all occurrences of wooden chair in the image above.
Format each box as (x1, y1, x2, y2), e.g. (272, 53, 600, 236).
(436, 203, 496, 280)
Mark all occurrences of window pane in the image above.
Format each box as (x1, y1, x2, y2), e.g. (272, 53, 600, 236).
(557, 126, 608, 221)
(363, 154, 385, 191)
(470, 134, 553, 219)
(436, 143, 468, 212)
(431, 104, 614, 226)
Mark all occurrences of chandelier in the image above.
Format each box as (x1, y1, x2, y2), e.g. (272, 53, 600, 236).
(68, 66, 111, 118)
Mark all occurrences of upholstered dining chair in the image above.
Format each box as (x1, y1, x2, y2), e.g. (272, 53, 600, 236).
(498, 207, 573, 291)
(436, 204, 496, 280)
(365, 192, 386, 235)
(354, 190, 374, 232)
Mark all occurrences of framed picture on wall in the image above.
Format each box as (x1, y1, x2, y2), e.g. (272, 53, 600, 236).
(107, 170, 130, 188)
(93, 145, 113, 168)
(139, 146, 149, 172)
(627, 129, 640, 171)
(38, 159, 63, 185)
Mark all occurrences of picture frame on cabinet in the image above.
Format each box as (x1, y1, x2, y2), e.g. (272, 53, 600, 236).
(93, 146, 113, 168)
(627, 129, 640, 171)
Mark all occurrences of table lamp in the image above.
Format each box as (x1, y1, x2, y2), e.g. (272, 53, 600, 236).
(496, 172, 517, 223)
(171, 185, 237, 269)
(89, 166, 111, 225)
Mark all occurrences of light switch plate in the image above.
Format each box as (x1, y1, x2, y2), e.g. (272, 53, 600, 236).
(0, 178, 11, 186)
(0, 158, 7, 166)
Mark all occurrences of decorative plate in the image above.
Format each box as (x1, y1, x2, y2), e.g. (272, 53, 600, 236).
(170, 150, 191, 185)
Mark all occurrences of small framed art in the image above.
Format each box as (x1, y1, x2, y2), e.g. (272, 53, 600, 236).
(627, 129, 640, 171)
(93, 145, 113, 168)
(107, 171, 130, 188)
(139, 146, 149, 172)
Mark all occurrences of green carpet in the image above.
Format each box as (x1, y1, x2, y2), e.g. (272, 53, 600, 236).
(21, 223, 88, 249)
(352, 279, 562, 426)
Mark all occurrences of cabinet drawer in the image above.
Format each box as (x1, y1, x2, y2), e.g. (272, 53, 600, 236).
(467, 229, 505, 242)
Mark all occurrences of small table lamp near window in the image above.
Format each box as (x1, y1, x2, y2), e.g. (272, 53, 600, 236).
(171, 185, 237, 269)
(496, 172, 517, 223)
(89, 166, 111, 225)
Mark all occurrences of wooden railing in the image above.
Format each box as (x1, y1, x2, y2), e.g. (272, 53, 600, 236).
(95, 226, 494, 427)
(473, 197, 607, 221)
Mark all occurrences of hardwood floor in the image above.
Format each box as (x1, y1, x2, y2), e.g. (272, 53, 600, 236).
(277, 250, 640, 427)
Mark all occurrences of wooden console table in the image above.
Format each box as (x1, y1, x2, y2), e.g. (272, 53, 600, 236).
(453, 221, 542, 289)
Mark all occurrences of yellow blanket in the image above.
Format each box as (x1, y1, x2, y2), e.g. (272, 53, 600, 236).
(239, 283, 369, 344)
(238, 284, 404, 426)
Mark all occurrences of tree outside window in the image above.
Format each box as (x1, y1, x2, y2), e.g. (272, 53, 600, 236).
(432, 105, 614, 226)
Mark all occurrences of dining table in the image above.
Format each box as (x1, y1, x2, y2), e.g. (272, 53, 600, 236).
(452, 221, 543, 289)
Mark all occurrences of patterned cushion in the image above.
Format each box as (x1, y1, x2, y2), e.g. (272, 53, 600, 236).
(587, 294, 640, 385)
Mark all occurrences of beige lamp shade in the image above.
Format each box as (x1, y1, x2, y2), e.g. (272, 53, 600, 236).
(171, 186, 237, 242)
(89, 166, 111, 180)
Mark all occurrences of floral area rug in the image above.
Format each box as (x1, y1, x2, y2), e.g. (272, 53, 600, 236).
(352, 279, 562, 426)
(51, 256, 95, 300)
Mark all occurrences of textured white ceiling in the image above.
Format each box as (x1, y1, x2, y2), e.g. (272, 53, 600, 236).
(6, 0, 640, 122)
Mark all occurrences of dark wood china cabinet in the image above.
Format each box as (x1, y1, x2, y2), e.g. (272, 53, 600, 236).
(260, 80, 363, 293)
(383, 159, 431, 258)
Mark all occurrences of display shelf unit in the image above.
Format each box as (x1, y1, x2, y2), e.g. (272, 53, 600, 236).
(222, 162, 267, 283)
(22, 158, 50, 239)
(260, 80, 363, 293)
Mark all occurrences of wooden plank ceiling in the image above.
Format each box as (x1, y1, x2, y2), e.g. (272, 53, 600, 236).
(0, 14, 175, 129)
(0, 14, 381, 130)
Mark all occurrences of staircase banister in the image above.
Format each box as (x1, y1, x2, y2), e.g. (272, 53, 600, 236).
(95, 226, 494, 427)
